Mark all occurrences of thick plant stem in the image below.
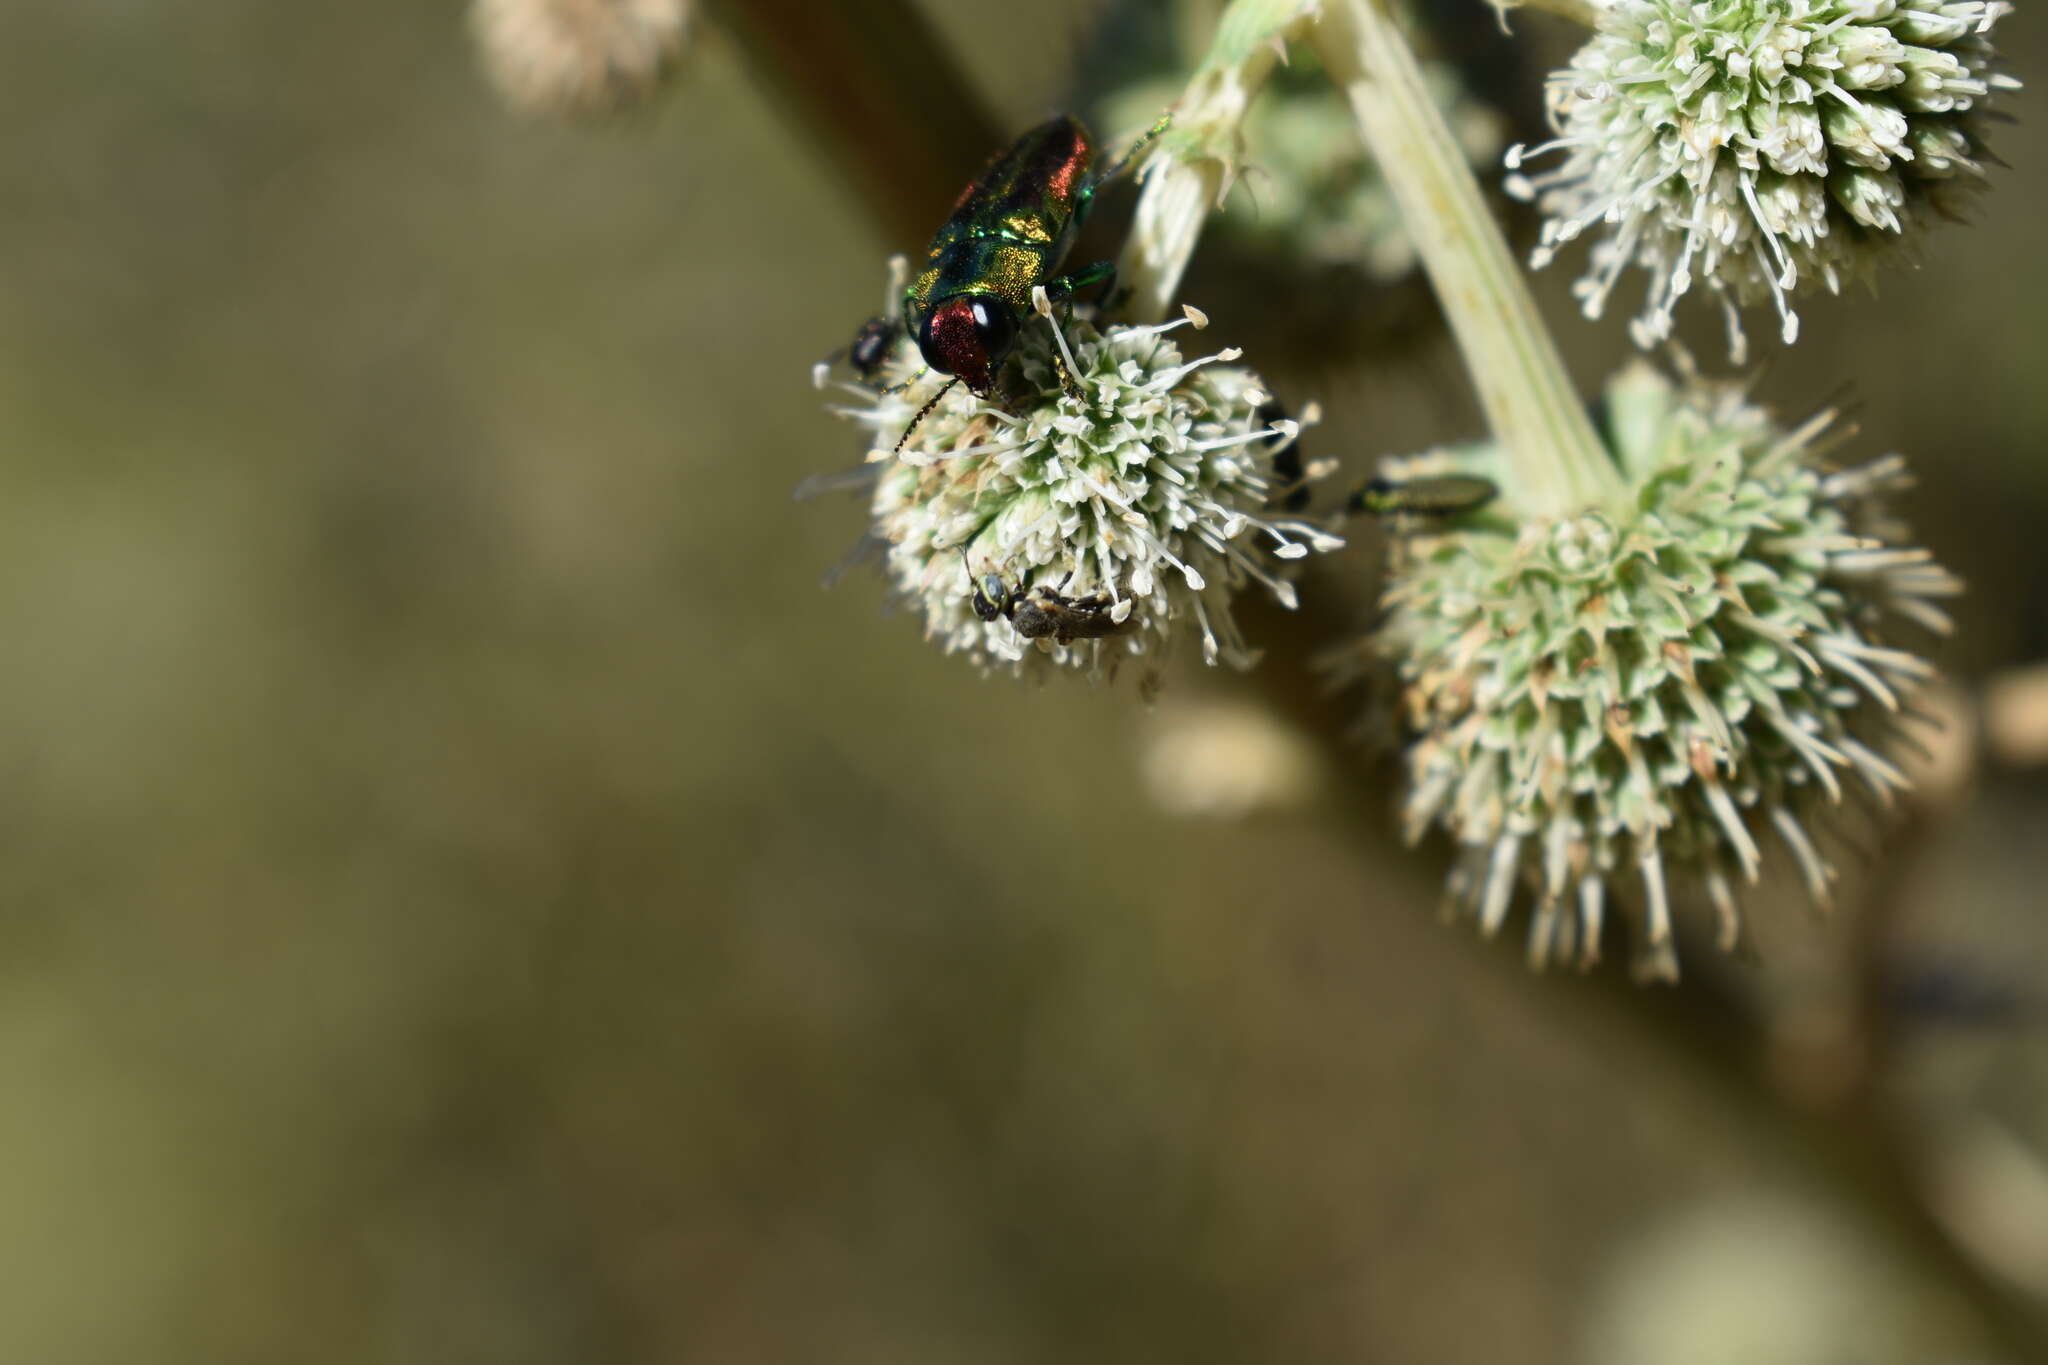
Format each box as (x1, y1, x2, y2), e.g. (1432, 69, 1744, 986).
(1312, 0, 1618, 516)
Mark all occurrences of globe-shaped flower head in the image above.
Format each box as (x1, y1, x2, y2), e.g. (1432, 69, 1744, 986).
(819, 292, 1340, 684)
(1354, 364, 1957, 979)
(1508, 0, 2017, 358)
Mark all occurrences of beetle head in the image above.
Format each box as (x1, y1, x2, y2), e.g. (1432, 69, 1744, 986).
(916, 296, 1017, 397)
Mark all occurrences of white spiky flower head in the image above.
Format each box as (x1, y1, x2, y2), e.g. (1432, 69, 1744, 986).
(816, 292, 1341, 683)
(1352, 362, 1958, 980)
(1508, 0, 2018, 359)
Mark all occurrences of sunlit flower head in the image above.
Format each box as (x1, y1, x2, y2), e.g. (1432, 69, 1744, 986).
(1509, 0, 2017, 359)
(816, 293, 1340, 685)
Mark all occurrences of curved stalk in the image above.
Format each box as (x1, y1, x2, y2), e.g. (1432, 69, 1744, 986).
(1311, 0, 1620, 516)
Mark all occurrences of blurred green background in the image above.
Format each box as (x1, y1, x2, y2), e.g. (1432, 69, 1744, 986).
(1, 2, 2044, 1362)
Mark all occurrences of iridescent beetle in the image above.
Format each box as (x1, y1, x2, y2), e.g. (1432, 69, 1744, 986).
(901, 113, 1168, 421)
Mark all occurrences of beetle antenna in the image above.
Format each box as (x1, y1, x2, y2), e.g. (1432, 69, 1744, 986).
(894, 377, 959, 454)
(1095, 110, 1173, 189)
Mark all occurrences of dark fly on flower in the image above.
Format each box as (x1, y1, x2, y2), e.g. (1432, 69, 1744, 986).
(961, 550, 1135, 647)
(847, 316, 902, 386)
(814, 315, 903, 395)
(891, 111, 1170, 449)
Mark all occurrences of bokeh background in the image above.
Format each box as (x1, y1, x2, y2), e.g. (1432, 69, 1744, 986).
(2, 1, 2045, 1361)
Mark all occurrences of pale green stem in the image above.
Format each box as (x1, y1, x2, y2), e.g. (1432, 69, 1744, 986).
(1312, 0, 1619, 516)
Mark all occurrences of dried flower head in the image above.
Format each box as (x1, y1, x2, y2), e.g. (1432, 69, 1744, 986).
(470, 0, 691, 115)
(1508, 0, 2017, 358)
(1104, 61, 1502, 282)
(1357, 363, 1958, 979)
(816, 297, 1340, 682)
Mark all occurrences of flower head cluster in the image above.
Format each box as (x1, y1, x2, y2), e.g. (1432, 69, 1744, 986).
(1508, 0, 2016, 358)
(1361, 363, 1957, 979)
(817, 302, 1339, 682)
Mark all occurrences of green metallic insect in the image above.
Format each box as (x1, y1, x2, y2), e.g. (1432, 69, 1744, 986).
(900, 112, 1167, 424)
(1348, 474, 1499, 521)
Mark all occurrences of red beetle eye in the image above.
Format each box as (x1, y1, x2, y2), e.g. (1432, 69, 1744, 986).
(915, 297, 1001, 395)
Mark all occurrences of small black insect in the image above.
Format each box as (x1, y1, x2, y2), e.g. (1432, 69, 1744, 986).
(847, 315, 902, 386)
(962, 550, 1135, 646)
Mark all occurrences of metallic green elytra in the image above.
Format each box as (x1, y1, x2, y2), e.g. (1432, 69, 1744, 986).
(904, 112, 1166, 401)
(1350, 474, 1500, 519)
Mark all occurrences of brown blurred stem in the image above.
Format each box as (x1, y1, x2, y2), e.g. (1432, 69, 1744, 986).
(704, 0, 1004, 249)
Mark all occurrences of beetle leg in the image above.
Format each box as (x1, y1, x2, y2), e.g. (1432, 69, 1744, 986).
(1043, 262, 1118, 398)
(1045, 260, 1117, 310)
(1039, 266, 1114, 398)
(1049, 346, 1081, 398)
